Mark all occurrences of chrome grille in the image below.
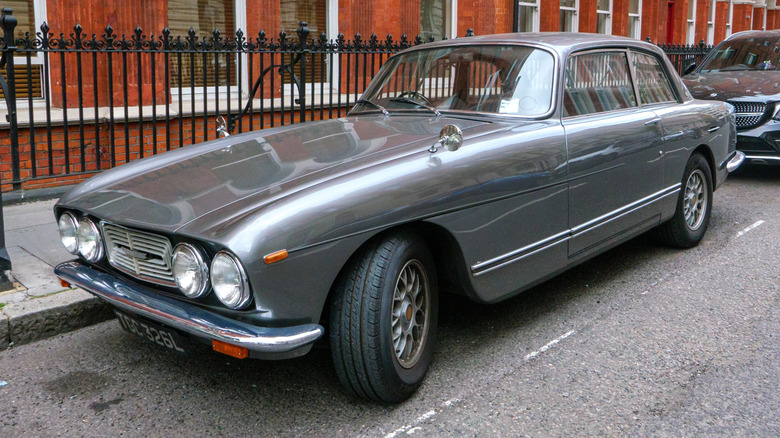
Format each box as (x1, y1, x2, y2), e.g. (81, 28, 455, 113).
(101, 223, 175, 286)
(728, 101, 768, 129)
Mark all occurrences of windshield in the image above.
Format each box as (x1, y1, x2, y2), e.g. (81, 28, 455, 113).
(699, 36, 780, 72)
(355, 45, 556, 116)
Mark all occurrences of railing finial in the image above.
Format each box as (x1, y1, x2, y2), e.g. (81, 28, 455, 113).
(297, 21, 309, 43)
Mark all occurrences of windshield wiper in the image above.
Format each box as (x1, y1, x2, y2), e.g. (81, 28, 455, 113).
(355, 98, 390, 116)
(389, 96, 441, 117)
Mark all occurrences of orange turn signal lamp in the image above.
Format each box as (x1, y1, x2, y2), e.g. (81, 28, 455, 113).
(212, 340, 249, 359)
(60, 279, 70, 288)
(264, 249, 288, 264)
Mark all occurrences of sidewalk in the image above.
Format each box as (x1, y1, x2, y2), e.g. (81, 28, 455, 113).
(0, 198, 111, 350)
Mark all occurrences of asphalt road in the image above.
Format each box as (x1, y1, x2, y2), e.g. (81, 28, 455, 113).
(1, 165, 778, 437)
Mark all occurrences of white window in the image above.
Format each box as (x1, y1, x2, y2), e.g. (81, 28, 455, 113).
(726, 0, 734, 37)
(168, 0, 247, 94)
(421, 0, 455, 40)
(628, 0, 642, 39)
(596, 0, 612, 34)
(687, 0, 697, 44)
(707, 0, 715, 44)
(762, 6, 768, 30)
(517, 1, 540, 32)
(2, 0, 47, 102)
(560, 0, 578, 32)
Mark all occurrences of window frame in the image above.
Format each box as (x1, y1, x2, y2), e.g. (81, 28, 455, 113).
(3, 0, 48, 106)
(596, 0, 612, 35)
(628, 50, 680, 106)
(686, 0, 697, 44)
(562, 48, 640, 119)
(516, 1, 540, 32)
(628, 0, 642, 40)
(560, 0, 579, 33)
(169, 0, 248, 100)
(357, 42, 560, 120)
(707, 0, 716, 44)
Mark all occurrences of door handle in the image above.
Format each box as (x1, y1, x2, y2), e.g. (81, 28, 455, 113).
(708, 126, 720, 133)
(645, 117, 662, 125)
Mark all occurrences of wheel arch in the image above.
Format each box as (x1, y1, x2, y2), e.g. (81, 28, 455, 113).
(692, 144, 717, 188)
(320, 221, 474, 325)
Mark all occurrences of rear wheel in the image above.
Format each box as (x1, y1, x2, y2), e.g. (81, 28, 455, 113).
(329, 231, 438, 403)
(656, 153, 713, 248)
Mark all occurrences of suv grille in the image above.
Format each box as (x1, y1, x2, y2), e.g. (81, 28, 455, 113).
(728, 101, 768, 129)
(102, 223, 176, 286)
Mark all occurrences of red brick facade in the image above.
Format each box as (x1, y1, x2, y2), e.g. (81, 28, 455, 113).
(3, 0, 780, 193)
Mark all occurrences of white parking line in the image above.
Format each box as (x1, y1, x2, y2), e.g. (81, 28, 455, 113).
(524, 330, 576, 361)
(384, 330, 575, 438)
(736, 220, 765, 238)
(383, 400, 460, 437)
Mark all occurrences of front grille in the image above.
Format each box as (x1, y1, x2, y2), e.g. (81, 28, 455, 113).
(728, 101, 769, 129)
(101, 223, 176, 286)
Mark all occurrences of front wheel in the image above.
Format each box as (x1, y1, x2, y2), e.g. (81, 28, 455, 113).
(656, 153, 713, 248)
(329, 231, 438, 403)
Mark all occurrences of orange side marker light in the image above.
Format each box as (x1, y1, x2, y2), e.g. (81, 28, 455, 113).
(212, 340, 249, 359)
(60, 279, 71, 288)
(264, 249, 288, 264)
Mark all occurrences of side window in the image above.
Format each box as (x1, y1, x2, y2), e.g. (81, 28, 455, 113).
(631, 52, 677, 104)
(563, 52, 637, 117)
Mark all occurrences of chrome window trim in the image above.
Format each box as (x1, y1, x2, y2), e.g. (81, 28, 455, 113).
(355, 42, 560, 120)
(471, 184, 682, 276)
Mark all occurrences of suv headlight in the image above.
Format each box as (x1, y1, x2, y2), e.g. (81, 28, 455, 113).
(172, 243, 209, 298)
(58, 212, 79, 254)
(77, 218, 104, 262)
(210, 251, 251, 309)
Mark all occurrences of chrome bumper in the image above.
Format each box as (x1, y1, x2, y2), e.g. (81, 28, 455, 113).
(55, 261, 324, 354)
(726, 151, 746, 172)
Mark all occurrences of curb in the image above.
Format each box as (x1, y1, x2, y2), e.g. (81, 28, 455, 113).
(0, 288, 112, 350)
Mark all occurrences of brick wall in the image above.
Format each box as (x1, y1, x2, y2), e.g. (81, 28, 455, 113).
(0, 106, 349, 192)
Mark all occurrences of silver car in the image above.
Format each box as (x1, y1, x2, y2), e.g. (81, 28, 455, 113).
(54, 33, 744, 403)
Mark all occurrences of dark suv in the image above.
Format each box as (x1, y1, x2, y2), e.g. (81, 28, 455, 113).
(683, 30, 780, 165)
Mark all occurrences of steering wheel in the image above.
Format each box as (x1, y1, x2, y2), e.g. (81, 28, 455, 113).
(396, 91, 435, 107)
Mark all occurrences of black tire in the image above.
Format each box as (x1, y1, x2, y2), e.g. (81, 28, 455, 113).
(329, 231, 438, 403)
(656, 153, 713, 248)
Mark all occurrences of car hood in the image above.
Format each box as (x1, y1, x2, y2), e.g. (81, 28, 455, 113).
(57, 115, 504, 233)
(683, 70, 780, 101)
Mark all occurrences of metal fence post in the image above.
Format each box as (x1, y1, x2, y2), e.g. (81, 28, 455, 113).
(0, 7, 17, 284)
(297, 21, 309, 123)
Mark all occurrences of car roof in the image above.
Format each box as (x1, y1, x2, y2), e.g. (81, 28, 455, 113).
(726, 29, 780, 41)
(404, 32, 663, 58)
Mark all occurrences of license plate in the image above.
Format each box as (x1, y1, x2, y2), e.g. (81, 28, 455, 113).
(114, 310, 186, 354)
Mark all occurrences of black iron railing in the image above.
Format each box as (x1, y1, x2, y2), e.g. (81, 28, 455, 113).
(654, 39, 713, 74)
(0, 9, 455, 192)
(0, 7, 714, 194)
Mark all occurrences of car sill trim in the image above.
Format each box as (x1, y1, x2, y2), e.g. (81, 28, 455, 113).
(471, 184, 681, 277)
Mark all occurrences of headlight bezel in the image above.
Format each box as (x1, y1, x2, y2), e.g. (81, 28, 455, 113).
(171, 243, 210, 299)
(58, 212, 80, 254)
(77, 217, 104, 262)
(210, 250, 251, 310)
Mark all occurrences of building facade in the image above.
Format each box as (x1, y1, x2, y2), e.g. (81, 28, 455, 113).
(1, 0, 779, 193)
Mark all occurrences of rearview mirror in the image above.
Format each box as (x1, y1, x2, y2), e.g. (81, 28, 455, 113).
(683, 62, 697, 76)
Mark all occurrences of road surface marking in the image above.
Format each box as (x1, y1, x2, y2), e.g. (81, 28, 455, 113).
(524, 330, 576, 361)
(736, 220, 765, 238)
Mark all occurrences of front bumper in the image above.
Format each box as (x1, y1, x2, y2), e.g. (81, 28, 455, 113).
(55, 260, 324, 358)
(736, 121, 780, 163)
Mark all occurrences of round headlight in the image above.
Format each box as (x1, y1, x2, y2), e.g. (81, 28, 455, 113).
(172, 243, 209, 298)
(77, 218, 103, 262)
(210, 251, 251, 309)
(58, 212, 79, 254)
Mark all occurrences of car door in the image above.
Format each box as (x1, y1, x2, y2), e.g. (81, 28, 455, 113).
(562, 50, 666, 258)
(629, 50, 706, 220)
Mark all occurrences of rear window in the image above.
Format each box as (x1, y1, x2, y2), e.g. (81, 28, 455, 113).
(700, 36, 780, 72)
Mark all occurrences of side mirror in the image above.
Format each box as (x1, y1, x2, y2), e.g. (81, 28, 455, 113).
(429, 124, 463, 153)
(683, 62, 697, 76)
(216, 116, 230, 138)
